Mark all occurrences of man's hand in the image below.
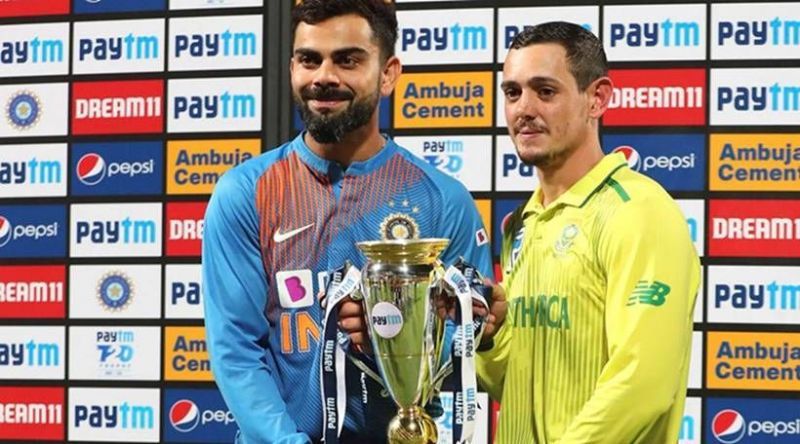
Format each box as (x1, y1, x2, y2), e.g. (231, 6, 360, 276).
(338, 297, 371, 354)
(480, 281, 507, 347)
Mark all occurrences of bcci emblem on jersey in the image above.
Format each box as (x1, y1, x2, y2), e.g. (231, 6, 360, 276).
(97, 271, 134, 311)
(6, 91, 42, 131)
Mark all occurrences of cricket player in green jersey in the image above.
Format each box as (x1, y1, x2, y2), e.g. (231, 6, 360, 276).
(477, 22, 701, 443)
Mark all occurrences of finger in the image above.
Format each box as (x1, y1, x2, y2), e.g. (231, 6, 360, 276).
(338, 300, 364, 317)
(339, 316, 366, 333)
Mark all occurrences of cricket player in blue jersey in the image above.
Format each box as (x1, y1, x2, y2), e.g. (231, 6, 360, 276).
(202, 1, 493, 442)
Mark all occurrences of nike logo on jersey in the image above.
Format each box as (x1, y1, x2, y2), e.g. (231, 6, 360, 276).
(273, 223, 315, 243)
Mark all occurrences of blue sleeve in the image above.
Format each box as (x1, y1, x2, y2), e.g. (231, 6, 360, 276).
(437, 182, 494, 281)
(202, 170, 311, 444)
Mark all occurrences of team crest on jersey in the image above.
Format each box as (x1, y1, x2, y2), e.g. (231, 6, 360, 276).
(6, 90, 42, 130)
(554, 224, 579, 256)
(380, 213, 419, 240)
(96, 271, 134, 311)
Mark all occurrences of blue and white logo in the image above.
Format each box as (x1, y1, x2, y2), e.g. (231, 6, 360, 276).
(712, 3, 800, 60)
(97, 271, 133, 311)
(73, 19, 165, 74)
(603, 134, 705, 191)
(604, 4, 706, 61)
(71, 142, 162, 196)
(168, 77, 261, 133)
(397, 9, 493, 65)
(6, 91, 41, 130)
(0, 205, 65, 259)
(170, 15, 262, 71)
(164, 388, 237, 443)
(707, 398, 800, 444)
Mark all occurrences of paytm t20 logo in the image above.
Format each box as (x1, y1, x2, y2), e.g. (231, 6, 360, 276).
(170, 15, 262, 71)
(497, 6, 597, 62)
(71, 142, 162, 196)
(72, 80, 163, 135)
(68, 327, 160, 381)
(73, 19, 164, 74)
(165, 389, 237, 443)
(69, 388, 159, 442)
(397, 9, 493, 65)
(395, 135, 492, 192)
(712, 68, 800, 125)
(603, 134, 704, 191)
(713, 3, 800, 60)
(604, 4, 705, 61)
(0, 205, 65, 259)
(0, 143, 66, 198)
(707, 398, 800, 443)
(169, 77, 261, 133)
(0, 23, 68, 77)
(0, 326, 64, 380)
(71, 203, 162, 257)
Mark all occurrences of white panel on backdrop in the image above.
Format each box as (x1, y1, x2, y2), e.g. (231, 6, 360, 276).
(494, 136, 538, 192)
(0, 144, 67, 198)
(436, 392, 488, 444)
(164, 264, 204, 319)
(676, 199, 705, 257)
(69, 387, 160, 442)
(711, 68, 800, 125)
(0, 23, 70, 77)
(712, 3, 800, 60)
(168, 77, 262, 133)
(496, 6, 599, 62)
(680, 397, 702, 444)
(169, 15, 263, 71)
(170, 0, 262, 10)
(708, 266, 800, 324)
(604, 4, 706, 61)
(394, 135, 492, 192)
(70, 264, 161, 318)
(72, 19, 165, 74)
(70, 203, 163, 257)
(0, 326, 64, 380)
(0, 83, 68, 138)
(396, 9, 494, 65)
(69, 326, 160, 381)
(689, 331, 702, 390)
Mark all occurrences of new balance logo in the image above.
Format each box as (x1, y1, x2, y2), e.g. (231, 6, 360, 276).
(627, 280, 671, 306)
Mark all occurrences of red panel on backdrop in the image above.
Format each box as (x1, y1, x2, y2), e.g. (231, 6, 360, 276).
(0, 0, 68, 17)
(709, 199, 800, 258)
(166, 201, 207, 257)
(71, 80, 164, 135)
(0, 387, 64, 441)
(0, 265, 65, 319)
(604, 68, 706, 126)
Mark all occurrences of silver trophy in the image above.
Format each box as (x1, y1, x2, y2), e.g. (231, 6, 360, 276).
(357, 238, 450, 444)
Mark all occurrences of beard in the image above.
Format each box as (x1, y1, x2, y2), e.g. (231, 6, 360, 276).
(295, 84, 379, 144)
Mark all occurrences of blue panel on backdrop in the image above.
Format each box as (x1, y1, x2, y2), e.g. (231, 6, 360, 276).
(706, 397, 800, 444)
(0, 205, 66, 258)
(74, 0, 166, 13)
(71, 142, 163, 196)
(164, 388, 238, 443)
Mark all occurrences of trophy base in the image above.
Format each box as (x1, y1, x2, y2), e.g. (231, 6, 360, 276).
(387, 406, 438, 444)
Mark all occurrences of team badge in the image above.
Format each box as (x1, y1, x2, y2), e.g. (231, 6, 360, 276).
(554, 224, 579, 255)
(97, 271, 134, 311)
(380, 213, 419, 240)
(6, 91, 42, 131)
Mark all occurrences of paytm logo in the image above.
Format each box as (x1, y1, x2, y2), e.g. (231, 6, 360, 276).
(71, 203, 162, 258)
(0, 23, 68, 77)
(71, 142, 162, 196)
(397, 9, 493, 65)
(171, 15, 262, 71)
(73, 19, 164, 75)
(494, 136, 538, 192)
(165, 264, 203, 319)
(712, 68, 800, 125)
(604, 4, 706, 61)
(713, 3, 800, 60)
(1, 157, 61, 185)
(496, 6, 598, 62)
(0, 144, 66, 198)
(0, 340, 59, 367)
(74, 402, 154, 430)
(709, 266, 800, 324)
(168, 77, 261, 133)
(0, 326, 64, 379)
(68, 388, 159, 442)
(603, 134, 705, 191)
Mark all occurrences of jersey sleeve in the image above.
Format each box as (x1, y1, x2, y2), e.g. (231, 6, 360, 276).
(437, 182, 494, 281)
(556, 197, 700, 444)
(202, 170, 311, 444)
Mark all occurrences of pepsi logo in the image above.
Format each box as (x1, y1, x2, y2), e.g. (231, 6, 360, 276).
(612, 146, 642, 171)
(0, 216, 12, 247)
(712, 409, 746, 444)
(76, 153, 106, 186)
(170, 399, 200, 433)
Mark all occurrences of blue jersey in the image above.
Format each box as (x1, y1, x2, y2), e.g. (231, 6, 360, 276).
(202, 133, 493, 443)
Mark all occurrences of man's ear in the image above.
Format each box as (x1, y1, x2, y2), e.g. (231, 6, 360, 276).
(588, 76, 613, 119)
(380, 55, 402, 97)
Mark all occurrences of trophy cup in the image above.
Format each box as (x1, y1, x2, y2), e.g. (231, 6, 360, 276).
(356, 238, 450, 444)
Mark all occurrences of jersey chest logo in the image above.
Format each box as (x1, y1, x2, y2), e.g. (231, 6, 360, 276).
(554, 224, 580, 256)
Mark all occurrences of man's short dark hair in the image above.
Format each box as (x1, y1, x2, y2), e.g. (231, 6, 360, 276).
(292, 0, 398, 62)
(510, 21, 608, 91)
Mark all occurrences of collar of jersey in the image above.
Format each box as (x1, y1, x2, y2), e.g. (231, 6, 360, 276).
(524, 152, 628, 216)
(291, 132, 399, 176)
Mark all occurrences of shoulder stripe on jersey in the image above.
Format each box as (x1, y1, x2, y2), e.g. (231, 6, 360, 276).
(606, 177, 631, 203)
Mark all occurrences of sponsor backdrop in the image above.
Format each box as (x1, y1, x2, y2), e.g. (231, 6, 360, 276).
(0, 1, 797, 443)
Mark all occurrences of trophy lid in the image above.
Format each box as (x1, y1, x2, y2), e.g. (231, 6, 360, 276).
(356, 238, 449, 265)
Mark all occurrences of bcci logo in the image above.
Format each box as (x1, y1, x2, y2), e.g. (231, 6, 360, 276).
(554, 224, 579, 255)
(6, 91, 42, 131)
(612, 146, 641, 171)
(97, 271, 134, 311)
(712, 409, 746, 443)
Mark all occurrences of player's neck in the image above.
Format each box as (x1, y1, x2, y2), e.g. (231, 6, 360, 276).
(537, 142, 604, 208)
(304, 115, 384, 168)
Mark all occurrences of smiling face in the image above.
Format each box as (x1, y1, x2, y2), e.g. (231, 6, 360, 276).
(502, 43, 596, 169)
(291, 13, 394, 144)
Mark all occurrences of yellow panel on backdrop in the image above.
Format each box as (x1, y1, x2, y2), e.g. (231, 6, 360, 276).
(164, 326, 213, 381)
(709, 134, 800, 191)
(167, 139, 261, 195)
(707, 331, 800, 391)
(394, 72, 493, 128)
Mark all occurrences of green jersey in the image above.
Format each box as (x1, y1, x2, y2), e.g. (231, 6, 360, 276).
(478, 153, 700, 444)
